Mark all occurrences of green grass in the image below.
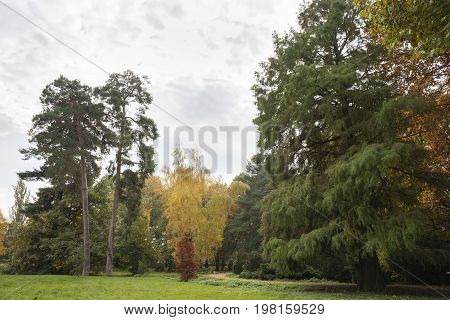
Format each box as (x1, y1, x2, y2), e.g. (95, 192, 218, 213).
(0, 272, 432, 300)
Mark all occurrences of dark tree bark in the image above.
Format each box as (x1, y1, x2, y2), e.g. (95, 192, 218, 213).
(357, 252, 384, 292)
(77, 120, 90, 276)
(215, 252, 220, 272)
(106, 111, 126, 276)
(106, 143, 122, 276)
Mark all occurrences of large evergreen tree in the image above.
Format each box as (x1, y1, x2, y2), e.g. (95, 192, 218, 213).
(5, 178, 113, 275)
(95, 70, 158, 276)
(20, 76, 111, 275)
(220, 156, 271, 272)
(253, 0, 444, 291)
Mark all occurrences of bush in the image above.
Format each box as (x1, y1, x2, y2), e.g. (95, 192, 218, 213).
(238, 264, 277, 280)
(239, 270, 258, 279)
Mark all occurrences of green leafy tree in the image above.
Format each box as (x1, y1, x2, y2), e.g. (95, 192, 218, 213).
(140, 176, 174, 271)
(96, 70, 158, 276)
(253, 0, 443, 291)
(354, 0, 450, 58)
(0, 210, 8, 256)
(20, 76, 111, 275)
(5, 178, 112, 275)
(10, 179, 30, 226)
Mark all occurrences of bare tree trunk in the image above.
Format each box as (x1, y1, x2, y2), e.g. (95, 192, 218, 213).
(76, 119, 90, 276)
(215, 252, 220, 272)
(106, 144, 122, 276)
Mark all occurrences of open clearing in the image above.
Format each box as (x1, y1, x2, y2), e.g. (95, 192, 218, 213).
(0, 272, 445, 300)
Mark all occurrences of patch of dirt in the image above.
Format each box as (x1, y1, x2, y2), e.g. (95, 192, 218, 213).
(207, 273, 229, 279)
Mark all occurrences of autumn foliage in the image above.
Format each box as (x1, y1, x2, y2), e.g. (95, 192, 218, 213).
(175, 234, 198, 281)
(0, 210, 9, 256)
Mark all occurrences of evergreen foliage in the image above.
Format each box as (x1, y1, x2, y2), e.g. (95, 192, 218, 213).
(253, 0, 448, 291)
(19, 76, 112, 275)
(95, 70, 158, 276)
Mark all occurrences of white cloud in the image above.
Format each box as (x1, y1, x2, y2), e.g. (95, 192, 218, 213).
(0, 0, 301, 216)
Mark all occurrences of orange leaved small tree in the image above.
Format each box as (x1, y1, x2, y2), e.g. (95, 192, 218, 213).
(175, 233, 197, 281)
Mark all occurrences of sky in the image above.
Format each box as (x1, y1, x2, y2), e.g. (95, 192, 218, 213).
(0, 0, 302, 218)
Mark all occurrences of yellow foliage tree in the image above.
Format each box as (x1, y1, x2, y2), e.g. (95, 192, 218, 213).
(0, 210, 9, 256)
(144, 149, 248, 262)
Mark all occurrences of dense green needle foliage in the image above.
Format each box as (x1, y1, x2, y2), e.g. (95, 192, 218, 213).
(96, 70, 158, 276)
(220, 157, 271, 273)
(19, 76, 110, 192)
(19, 76, 112, 275)
(5, 178, 112, 275)
(253, 0, 448, 291)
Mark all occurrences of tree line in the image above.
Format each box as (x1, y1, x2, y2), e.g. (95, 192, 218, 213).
(0, 0, 448, 291)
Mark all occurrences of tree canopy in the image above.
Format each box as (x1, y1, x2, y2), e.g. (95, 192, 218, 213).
(355, 0, 450, 58)
(148, 148, 248, 263)
(253, 0, 447, 291)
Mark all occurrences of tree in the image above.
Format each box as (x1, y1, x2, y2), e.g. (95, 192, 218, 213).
(5, 178, 112, 275)
(119, 208, 155, 275)
(115, 175, 158, 275)
(356, 1, 450, 282)
(96, 70, 158, 276)
(354, 0, 450, 58)
(140, 176, 174, 271)
(0, 210, 8, 256)
(220, 156, 271, 272)
(152, 149, 248, 265)
(253, 0, 443, 291)
(175, 233, 197, 281)
(20, 76, 111, 275)
(10, 179, 30, 226)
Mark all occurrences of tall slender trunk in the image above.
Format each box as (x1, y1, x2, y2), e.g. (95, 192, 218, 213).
(106, 145, 122, 276)
(76, 119, 90, 276)
(215, 252, 220, 272)
(221, 257, 225, 271)
(80, 155, 90, 276)
(357, 251, 384, 292)
(106, 110, 125, 276)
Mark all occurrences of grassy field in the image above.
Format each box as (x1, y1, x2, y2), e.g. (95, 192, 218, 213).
(0, 272, 438, 300)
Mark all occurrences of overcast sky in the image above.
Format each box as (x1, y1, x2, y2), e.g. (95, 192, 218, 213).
(0, 0, 301, 218)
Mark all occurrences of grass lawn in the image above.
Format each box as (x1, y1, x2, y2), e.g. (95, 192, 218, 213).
(0, 272, 437, 300)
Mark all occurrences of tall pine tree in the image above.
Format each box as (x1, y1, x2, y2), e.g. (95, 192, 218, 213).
(20, 76, 111, 275)
(96, 70, 158, 276)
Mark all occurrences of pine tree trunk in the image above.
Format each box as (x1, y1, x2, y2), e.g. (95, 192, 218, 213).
(76, 118, 90, 276)
(106, 147, 122, 276)
(80, 155, 90, 276)
(357, 252, 384, 292)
